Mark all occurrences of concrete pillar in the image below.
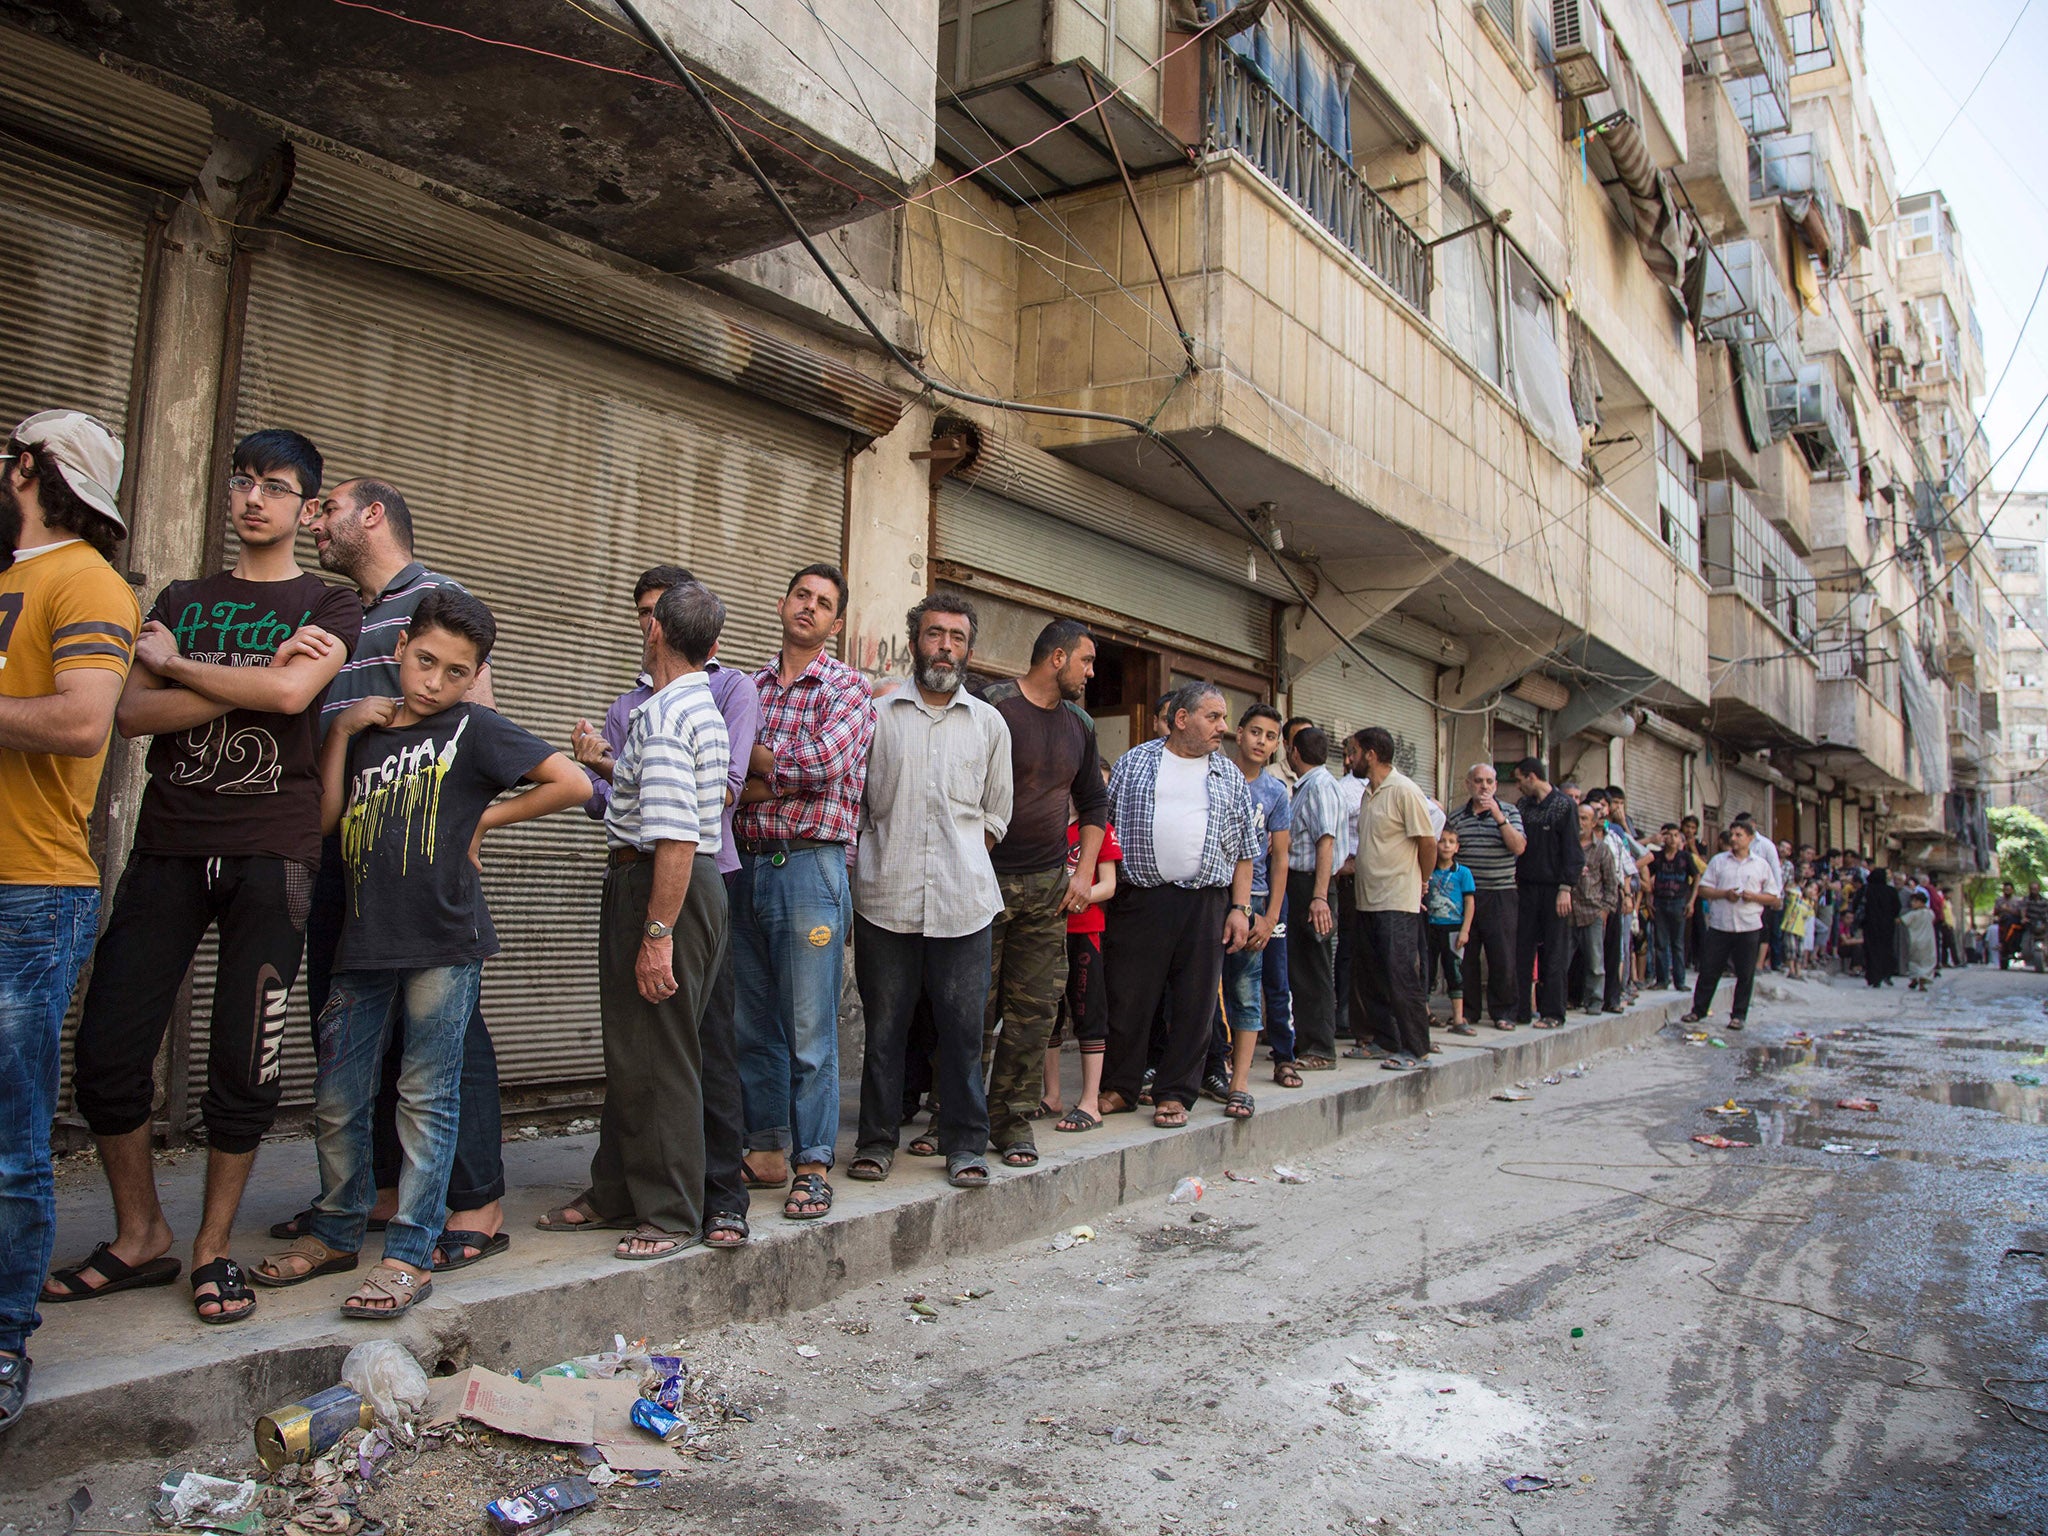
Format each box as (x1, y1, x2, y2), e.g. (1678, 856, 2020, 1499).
(840, 401, 934, 694)
(100, 122, 291, 873)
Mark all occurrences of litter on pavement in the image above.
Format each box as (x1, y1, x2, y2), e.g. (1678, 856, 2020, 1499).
(1836, 1097, 1880, 1112)
(1500, 1474, 1555, 1493)
(1820, 1142, 1882, 1157)
(1168, 1176, 1206, 1203)
(1691, 1133, 1753, 1149)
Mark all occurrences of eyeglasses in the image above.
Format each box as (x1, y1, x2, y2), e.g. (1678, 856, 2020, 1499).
(228, 473, 307, 500)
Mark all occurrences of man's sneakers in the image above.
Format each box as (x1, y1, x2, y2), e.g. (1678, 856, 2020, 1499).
(1200, 1072, 1232, 1104)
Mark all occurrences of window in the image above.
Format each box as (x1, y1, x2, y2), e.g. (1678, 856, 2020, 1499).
(1656, 419, 1701, 571)
(1501, 245, 1579, 463)
(1479, 0, 1517, 41)
(1899, 207, 1939, 260)
(1437, 175, 1500, 384)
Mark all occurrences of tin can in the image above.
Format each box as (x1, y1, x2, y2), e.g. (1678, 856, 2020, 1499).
(253, 1384, 373, 1471)
(629, 1397, 686, 1443)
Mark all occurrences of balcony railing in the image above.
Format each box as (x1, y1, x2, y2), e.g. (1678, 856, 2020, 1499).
(1703, 480, 1818, 644)
(1768, 361, 1854, 475)
(1702, 240, 1799, 365)
(1952, 682, 1981, 743)
(1209, 47, 1431, 313)
(1818, 634, 1868, 681)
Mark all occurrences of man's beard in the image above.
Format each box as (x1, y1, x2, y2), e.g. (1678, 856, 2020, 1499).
(916, 658, 965, 694)
(0, 478, 20, 569)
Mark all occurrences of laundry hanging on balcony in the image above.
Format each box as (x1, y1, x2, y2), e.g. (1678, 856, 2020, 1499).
(1584, 110, 1691, 302)
(1895, 637, 1952, 795)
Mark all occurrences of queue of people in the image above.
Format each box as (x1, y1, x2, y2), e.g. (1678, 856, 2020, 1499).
(0, 407, 1998, 1437)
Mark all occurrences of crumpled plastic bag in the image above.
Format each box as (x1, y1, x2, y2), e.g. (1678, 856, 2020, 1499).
(341, 1339, 431, 1441)
(156, 1471, 261, 1530)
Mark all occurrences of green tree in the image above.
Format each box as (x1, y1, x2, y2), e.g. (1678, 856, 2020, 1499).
(1989, 805, 2048, 891)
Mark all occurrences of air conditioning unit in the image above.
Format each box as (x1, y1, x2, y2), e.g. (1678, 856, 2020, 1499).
(1551, 0, 1613, 96)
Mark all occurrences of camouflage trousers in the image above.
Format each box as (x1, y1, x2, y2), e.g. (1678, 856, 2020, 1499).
(983, 866, 1071, 1150)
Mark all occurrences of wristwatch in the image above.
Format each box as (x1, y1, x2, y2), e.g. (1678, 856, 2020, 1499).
(644, 919, 673, 941)
(1238, 904, 1257, 918)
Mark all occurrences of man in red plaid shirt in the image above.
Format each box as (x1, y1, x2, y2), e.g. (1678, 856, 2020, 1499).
(730, 564, 876, 1222)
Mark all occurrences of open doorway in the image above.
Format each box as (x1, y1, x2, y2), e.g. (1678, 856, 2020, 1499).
(1084, 636, 1161, 765)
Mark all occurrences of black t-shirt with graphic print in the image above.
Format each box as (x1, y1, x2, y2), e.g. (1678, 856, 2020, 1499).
(134, 571, 364, 868)
(335, 702, 554, 971)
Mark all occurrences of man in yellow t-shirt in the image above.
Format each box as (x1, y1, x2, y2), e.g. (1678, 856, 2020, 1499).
(0, 410, 136, 1436)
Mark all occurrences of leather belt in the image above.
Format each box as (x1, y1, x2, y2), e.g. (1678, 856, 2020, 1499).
(736, 835, 841, 858)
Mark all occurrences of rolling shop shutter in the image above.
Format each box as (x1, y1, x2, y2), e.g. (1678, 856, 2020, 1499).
(1626, 734, 1688, 831)
(1290, 643, 1440, 795)
(934, 481, 1275, 667)
(183, 243, 850, 1113)
(1718, 768, 1770, 830)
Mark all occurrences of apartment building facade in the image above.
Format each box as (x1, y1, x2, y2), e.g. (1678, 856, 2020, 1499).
(1991, 491, 2048, 817)
(0, 0, 2003, 1125)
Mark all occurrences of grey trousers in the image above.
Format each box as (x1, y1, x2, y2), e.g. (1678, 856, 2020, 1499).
(589, 853, 728, 1236)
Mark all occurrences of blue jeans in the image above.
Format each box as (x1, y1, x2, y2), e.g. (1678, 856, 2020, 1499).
(0, 886, 100, 1356)
(309, 964, 482, 1270)
(732, 846, 850, 1169)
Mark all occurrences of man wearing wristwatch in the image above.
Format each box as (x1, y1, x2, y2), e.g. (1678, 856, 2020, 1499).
(1095, 682, 1257, 1131)
(1444, 763, 1527, 1031)
(1282, 725, 1342, 1081)
(574, 582, 732, 1258)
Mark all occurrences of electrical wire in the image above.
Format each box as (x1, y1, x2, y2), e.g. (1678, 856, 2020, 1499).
(599, 0, 1494, 716)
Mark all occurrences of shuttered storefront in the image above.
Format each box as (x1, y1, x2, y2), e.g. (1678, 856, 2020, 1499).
(934, 481, 1275, 667)
(1718, 768, 1771, 830)
(11, 135, 157, 1120)
(1626, 733, 1688, 831)
(1290, 643, 1440, 795)
(186, 244, 850, 1109)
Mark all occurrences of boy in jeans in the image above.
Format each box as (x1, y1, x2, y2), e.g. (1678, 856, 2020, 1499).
(1425, 830, 1476, 1034)
(256, 590, 586, 1316)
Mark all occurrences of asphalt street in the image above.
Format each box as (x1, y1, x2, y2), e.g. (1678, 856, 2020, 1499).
(5, 963, 2043, 1535)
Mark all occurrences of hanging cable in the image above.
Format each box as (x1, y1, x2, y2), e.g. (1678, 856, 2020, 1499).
(602, 0, 1499, 715)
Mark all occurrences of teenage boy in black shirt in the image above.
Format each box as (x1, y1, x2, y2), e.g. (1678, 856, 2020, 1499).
(49, 431, 360, 1326)
(255, 590, 586, 1317)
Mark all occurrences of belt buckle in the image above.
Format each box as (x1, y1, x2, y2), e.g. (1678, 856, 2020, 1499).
(771, 850, 787, 867)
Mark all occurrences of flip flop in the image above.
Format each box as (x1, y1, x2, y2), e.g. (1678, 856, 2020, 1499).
(1054, 1107, 1102, 1133)
(1029, 1099, 1062, 1120)
(615, 1226, 695, 1262)
(432, 1229, 510, 1272)
(42, 1242, 181, 1303)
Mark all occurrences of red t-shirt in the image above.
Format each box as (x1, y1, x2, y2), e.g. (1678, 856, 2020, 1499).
(1066, 821, 1123, 934)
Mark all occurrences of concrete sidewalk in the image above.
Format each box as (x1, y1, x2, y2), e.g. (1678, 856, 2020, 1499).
(0, 998, 1687, 1489)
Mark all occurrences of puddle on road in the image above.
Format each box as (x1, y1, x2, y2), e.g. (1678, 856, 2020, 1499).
(1910, 1078, 2048, 1125)
(1932, 1035, 2048, 1055)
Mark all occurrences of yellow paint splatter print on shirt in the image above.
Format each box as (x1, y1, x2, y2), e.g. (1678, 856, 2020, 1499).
(341, 713, 470, 910)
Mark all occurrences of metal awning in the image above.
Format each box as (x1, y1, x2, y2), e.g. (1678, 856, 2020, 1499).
(936, 61, 1192, 202)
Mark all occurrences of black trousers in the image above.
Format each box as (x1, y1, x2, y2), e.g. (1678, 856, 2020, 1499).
(702, 869, 748, 1220)
(1515, 885, 1571, 1023)
(307, 834, 505, 1209)
(853, 915, 992, 1160)
(1602, 910, 1624, 1010)
(1426, 925, 1463, 998)
(1651, 898, 1688, 987)
(74, 853, 308, 1153)
(1286, 870, 1338, 1059)
(1103, 883, 1229, 1111)
(1352, 909, 1431, 1059)
(1692, 927, 1762, 1022)
(1332, 880, 1358, 1045)
(1461, 887, 1517, 1024)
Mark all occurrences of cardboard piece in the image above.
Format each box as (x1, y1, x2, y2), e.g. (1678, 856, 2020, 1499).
(422, 1367, 688, 1470)
(533, 1377, 690, 1472)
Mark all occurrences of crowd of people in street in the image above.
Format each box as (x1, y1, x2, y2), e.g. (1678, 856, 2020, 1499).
(0, 408, 2018, 1435)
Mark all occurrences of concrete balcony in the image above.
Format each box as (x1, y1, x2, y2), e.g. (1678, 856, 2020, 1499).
(1755, 437, 1814, 554)
(1951, 681, 1985, 769)
(1697, 341, 1761, 488)
(1701, 591, 1819, 745)
(1679, 73, 1751, 239)
(1806, 476, 1877, 579)
(1812, 677, 1911, 791)
(1012, 149, 1709, 706)
(27, 0, 935, 267)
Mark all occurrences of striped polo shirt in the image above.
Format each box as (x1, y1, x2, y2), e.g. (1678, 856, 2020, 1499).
(319, 561, 458, 729)
(604, 670, 731, 858)
(1444, 799, 1525, 891)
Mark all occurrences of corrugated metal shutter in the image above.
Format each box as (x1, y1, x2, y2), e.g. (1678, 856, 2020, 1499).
(1627, 734, 1687, 830)
(1289, 643, 1439, 794)
(181, 243, 848, 1111)
(0, 133, 151, 439)
(934, 481, 1274, 665)
(1719, 769, 1769, 828)
(9, 136, 155, 1119)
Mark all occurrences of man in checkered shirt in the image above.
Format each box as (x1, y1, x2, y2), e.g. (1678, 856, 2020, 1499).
(730, 565, 876, 1222)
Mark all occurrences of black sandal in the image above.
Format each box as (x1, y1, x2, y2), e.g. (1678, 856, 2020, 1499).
(0, 1355, 28, 1437)
(848, 1152, 893, 1181)
(704, 1213, 750, 1248)
(42, 1242, 181, 1303)
(906, 1131, 940, 1157)
(783, 1173, 834, 1221)
(1273, 1061, 1304, 1088)
(1224, 1090, 1255, 1119)
(271, 1208, 386, 1240)
(998, 1143, 1039, 1167)
(189, 1258, 256, 1326)
(1055, 1107, 1102, 1133)
(432, 1229, 509, 1272)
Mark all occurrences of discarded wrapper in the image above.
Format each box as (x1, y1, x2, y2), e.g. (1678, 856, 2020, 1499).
(1691, 1133, 1752, 1149)
(1501, 1474, 1555, 1493)
(485, 1475, 599, 1535)
(1493, 1088, 1532, 1102)
(630, 1398, 689, 1444)
(154, 1472, 262, 1533)
(1707, 1100, 1747, 1117)
(1836, 1097, 1880, 1112)
(1820, 1142, 1881, 1157)
(1271, 1166, 1309, 1184)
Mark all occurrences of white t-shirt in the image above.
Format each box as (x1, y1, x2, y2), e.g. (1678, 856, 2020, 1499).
(1152, 748, 1210, 885)
(1702, 850, 1780, 932)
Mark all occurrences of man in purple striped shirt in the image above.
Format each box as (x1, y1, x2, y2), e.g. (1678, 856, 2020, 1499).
(564, 566, 759, 1247)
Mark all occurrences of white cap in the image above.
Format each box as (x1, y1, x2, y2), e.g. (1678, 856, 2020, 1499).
(12, 409, 124, 532)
